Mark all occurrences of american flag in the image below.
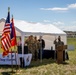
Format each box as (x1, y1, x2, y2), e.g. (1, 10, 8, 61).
(1, 8, 11, 56)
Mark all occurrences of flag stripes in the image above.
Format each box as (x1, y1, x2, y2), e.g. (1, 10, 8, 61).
(1, 8, 17, 56)
(1, 9, 11, 56)
(3, 24, 11, 33)
(1, 30, 11, 56)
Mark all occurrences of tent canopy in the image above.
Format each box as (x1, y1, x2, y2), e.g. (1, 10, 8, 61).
(14, 20, 67, 54)
(14, 20, 66, 36)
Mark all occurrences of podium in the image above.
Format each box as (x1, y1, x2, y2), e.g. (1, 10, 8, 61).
(56, 45, 67, 64)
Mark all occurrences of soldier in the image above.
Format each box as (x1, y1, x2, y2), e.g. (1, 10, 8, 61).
(33, 36, 39, 60)
(54, 36, 65, 61)
(25, 35, 35, 60)
(54, 36, 64, 49)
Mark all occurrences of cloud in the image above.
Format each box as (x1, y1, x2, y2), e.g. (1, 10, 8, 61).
(43, 20, 51, 22)
(43, 20, 76, 31)
(40, 3, 76, 11)
(52, 21, 64, 26)
(72, 21, 76, 24)
(68, 3, 76, 8)
(51, 21, 76, 31)
(60, 25, 76, 31)
(40, 7, 68, 11)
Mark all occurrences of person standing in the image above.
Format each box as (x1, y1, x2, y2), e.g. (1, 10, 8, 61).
(54, 36, 64, 49)
(38, 36, 45, 59)
(54, 36, 65, 61)
(34, 36, 39, 60)
(25, 35, 35, 60)
(38, 36, 45, 50)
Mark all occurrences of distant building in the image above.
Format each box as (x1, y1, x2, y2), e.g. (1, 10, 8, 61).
(64, 31, 76, 38)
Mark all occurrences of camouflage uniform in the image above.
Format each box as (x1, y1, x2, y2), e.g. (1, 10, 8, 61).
(54, 38, 65, 61)
(33, 40, 40, 60)
(25, 36, 35, 60)
(54, 40, 64, 50)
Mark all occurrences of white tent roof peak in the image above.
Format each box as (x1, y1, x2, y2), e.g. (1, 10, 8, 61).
(14, 19, 66, 35)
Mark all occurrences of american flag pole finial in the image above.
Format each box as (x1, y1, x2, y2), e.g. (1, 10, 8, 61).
(8, 7, 10, 12)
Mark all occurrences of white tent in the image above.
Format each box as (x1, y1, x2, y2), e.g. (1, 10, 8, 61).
(14, 20, 67, 56)
(0, 19, 67, 50)
(0, 19, 67, 62)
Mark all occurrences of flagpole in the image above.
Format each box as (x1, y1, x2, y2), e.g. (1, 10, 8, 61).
(8, 7, 14, 73)
(16, 46, 21, 72)
(14, 46, 20, 72)
(11, 15, 17, 70)
(14, 44, 20, 72)
(11, 15, 20, 72)
(14, 46, 17, 69)
(10, 50, 13, 72)
(8, 7, 13, 72)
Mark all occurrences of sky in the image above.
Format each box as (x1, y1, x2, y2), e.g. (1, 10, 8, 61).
(0, 0, 76, 31)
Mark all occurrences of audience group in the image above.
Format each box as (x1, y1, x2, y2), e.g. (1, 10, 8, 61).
(17, 35, 45, 61)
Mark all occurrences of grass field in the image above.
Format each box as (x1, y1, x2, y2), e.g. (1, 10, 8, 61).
(0, 38, 76, 75)
(67, 38, 76, 49)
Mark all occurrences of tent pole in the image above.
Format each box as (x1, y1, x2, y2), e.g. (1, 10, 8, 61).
(40, 36, 42, 63)
(21, 34, 24, 67)
(54, 35, 57, 60)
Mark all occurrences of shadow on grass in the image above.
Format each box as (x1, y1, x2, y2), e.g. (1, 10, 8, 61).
(0, 65, 17, 69)
(1, 72, 10, 75)
(1, 71, 16, 75)
(0, 65, 11, 68)
(15, 58, 56, 69)
(26, 59, 69, 69)
(0, 59, 69, 70)
(26, 58, 56, 68)
(62, 61, 69, 65)
(56, 61, 69, 65)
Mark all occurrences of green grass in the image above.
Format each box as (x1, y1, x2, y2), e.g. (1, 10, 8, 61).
(67, 38, 76, 49)
(0, 38, 76, 75)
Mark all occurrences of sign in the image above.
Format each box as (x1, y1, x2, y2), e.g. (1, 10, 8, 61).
(0, 53, 32, 66)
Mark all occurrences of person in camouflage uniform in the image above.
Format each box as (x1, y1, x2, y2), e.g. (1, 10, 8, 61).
(25, 35, 35, 60)
(54, 36, 65, 61)
(54, 36, 64, 50)
(33, 36, 40, 60)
